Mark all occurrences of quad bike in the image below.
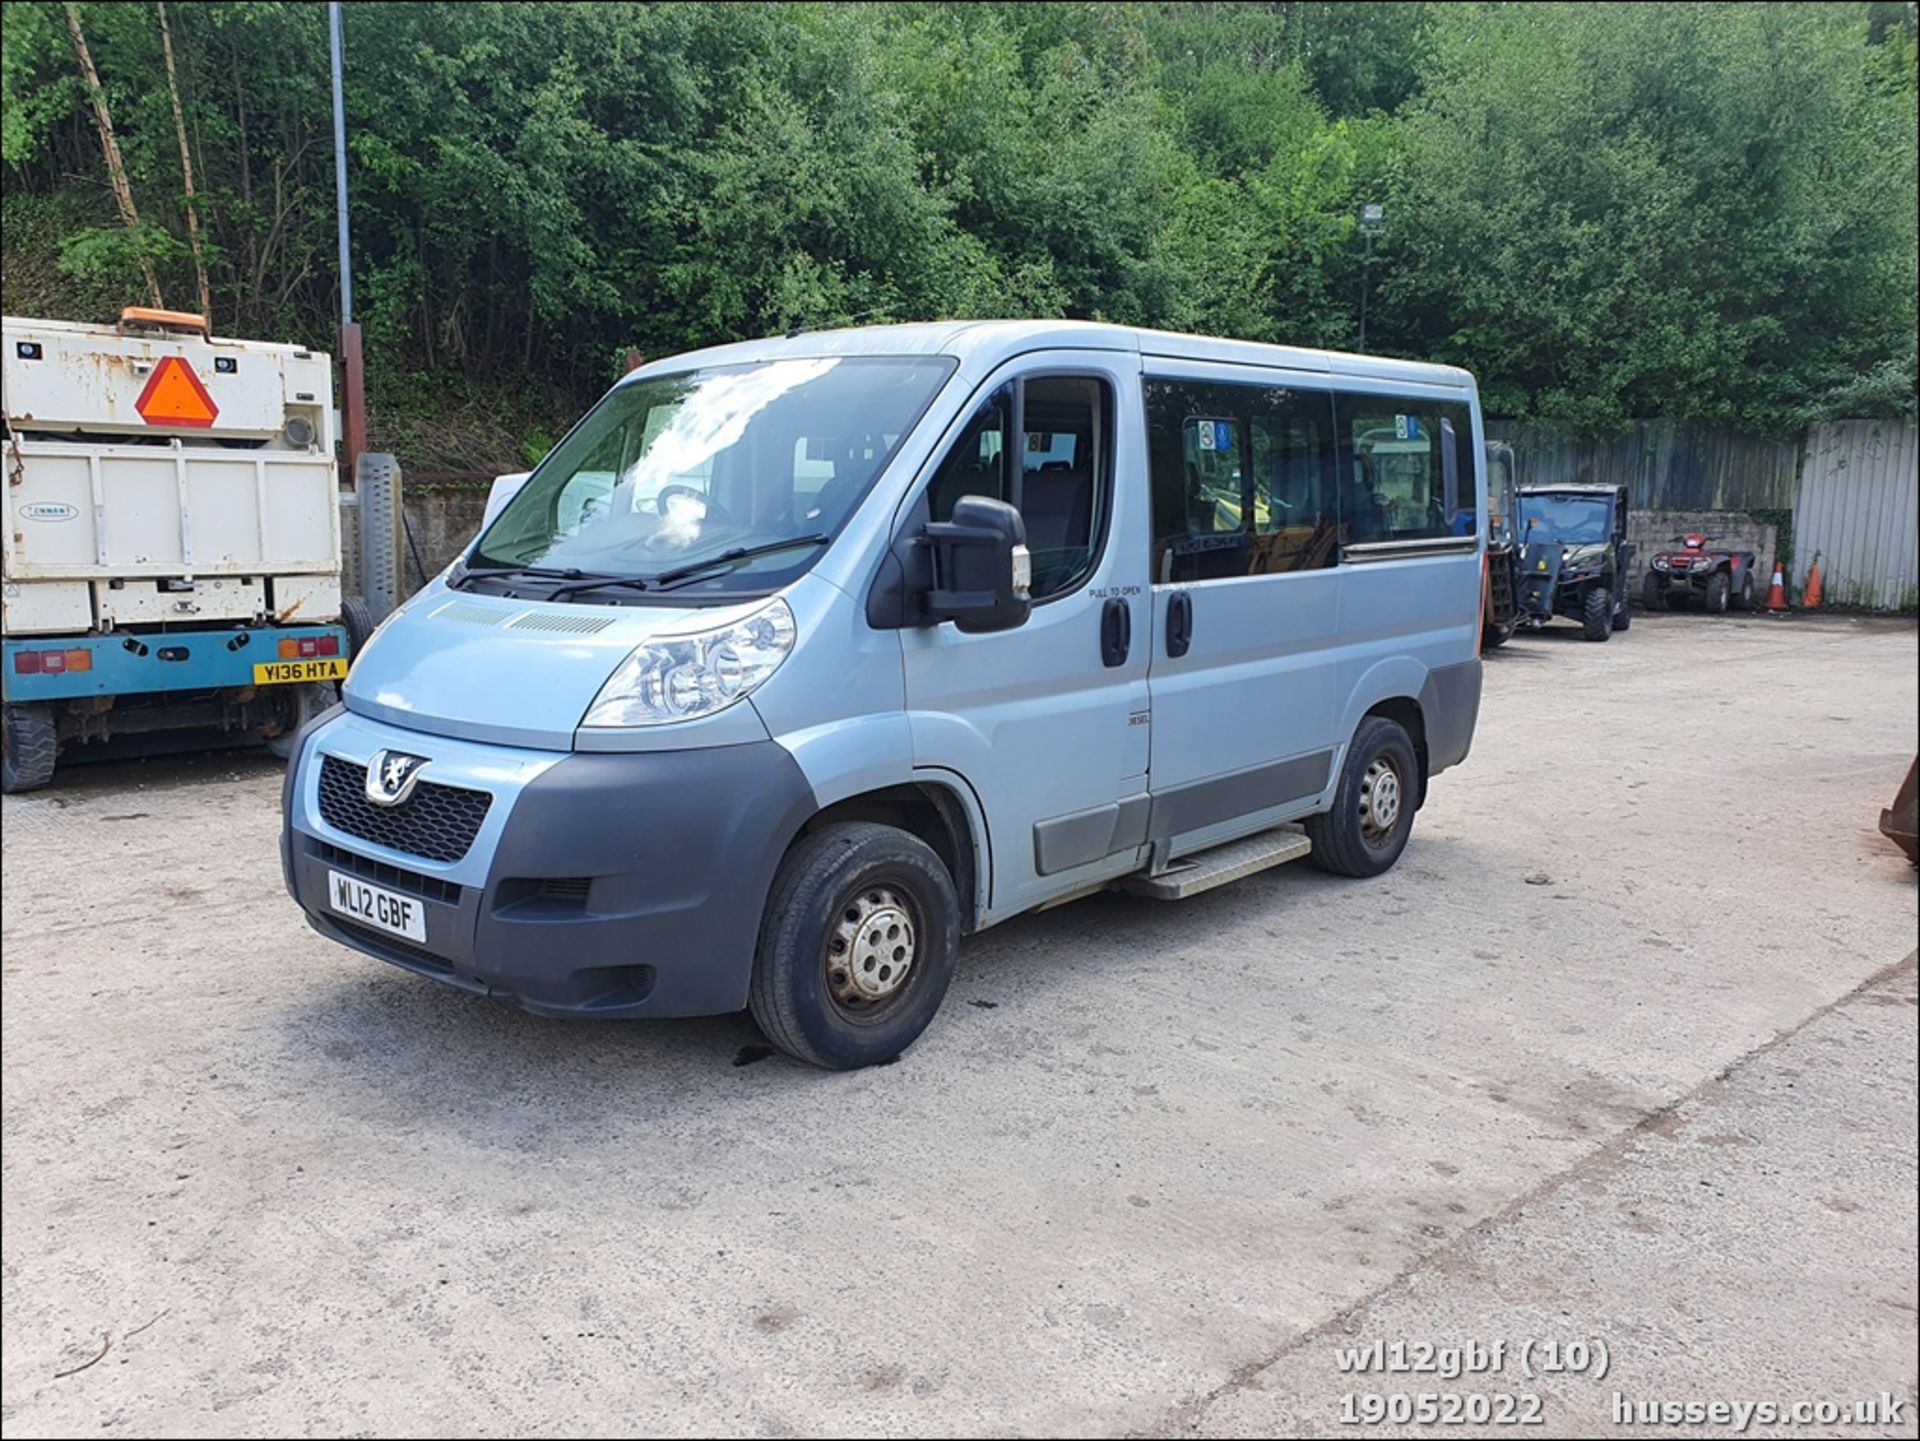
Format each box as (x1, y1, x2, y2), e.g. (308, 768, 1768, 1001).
(1641, 533, 1759, 614)
(1513, 483, 1634, 642)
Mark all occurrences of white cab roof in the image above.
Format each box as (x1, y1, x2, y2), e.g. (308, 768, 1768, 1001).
(624, 319, 1473, 390)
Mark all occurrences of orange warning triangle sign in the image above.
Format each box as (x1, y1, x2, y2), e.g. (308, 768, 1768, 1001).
(134, 355, 219, 427)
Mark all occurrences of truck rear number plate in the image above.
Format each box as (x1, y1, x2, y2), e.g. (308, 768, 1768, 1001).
(253, 659, 347, 684)
(327, 870, 427, 943)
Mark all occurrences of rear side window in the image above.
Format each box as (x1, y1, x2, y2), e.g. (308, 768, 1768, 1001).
(1333, 396, 1476, 545)
(1145, 378, 1338, 583)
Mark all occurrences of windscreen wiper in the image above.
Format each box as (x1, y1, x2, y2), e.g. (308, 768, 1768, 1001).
(456, 564, 650, 601)
(652, 534, 831, 590)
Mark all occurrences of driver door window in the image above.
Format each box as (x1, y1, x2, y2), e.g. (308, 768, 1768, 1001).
(926, 375, 1110, 601)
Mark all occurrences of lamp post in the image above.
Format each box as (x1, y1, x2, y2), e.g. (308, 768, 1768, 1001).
(1357, 202, 1384, 350)
(329, 1, 365, 481)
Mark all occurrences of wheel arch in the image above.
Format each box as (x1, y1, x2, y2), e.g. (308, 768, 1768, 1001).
(795, 781, 984, 932)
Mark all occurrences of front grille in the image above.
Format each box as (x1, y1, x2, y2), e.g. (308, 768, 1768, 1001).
(310, 838, 463, 905)
(317, 754, 491, 863)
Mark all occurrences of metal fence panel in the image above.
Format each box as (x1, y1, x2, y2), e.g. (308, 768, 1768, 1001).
(1795, 420, 1920, 611)
(1487, 419, 1801, 512)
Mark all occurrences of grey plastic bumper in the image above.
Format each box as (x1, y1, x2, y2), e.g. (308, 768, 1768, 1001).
(289, 740, 816, 1019)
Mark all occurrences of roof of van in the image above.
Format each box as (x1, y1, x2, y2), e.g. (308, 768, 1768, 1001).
(622, 319, 1473, 389)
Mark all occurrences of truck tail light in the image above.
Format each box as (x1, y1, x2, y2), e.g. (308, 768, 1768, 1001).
(278, 634, 341, 659)
(12, 648, 92, 674)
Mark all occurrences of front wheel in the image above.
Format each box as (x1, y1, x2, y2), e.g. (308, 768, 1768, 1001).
(1705, 571, 1731, 614)
(1306, 716, 1418, 878)
(1613, 582, 1632, 631)
(1641, 571, 1665, 612)
(1582, 585, 1615, 641)
(749, 822, 961, 1070)
(1730, 570, 1756, 612)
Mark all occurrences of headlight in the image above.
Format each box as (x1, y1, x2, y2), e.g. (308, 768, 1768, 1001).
(582, 597, 796, 727)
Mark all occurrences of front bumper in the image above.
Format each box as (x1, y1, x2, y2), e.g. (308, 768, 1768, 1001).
(284, 709, 817, 1018)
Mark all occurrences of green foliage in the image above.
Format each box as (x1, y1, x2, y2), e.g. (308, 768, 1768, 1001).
(2, 0, 1913, 447)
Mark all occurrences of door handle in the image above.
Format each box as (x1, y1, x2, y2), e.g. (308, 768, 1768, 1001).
(1166, 591, 1193, 659)
(1100, 597, 1131, 668)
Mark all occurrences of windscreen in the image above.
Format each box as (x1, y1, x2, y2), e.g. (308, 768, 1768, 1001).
(1519, 493, 1612, 546)
(471, 356, 953, 591)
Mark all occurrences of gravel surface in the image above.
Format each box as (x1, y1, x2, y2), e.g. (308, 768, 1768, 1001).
(3, 611, 1915, 1437)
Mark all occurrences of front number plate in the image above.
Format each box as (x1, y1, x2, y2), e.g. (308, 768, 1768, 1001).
(254, 658, 348, 685)
(327, 869, 427, 943)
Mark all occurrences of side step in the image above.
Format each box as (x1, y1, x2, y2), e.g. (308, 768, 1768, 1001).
(1122, 824, 1312, 901)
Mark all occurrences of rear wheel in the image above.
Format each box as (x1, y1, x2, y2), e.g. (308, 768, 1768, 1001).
(1705, 571, 1731, 614)
(1581, 585, 1615, 641)
(265, 681, 337, 759)
(1641, 571, 1665, 611)
(1730, 570, 1756, 611)
(749, 822, 961, 1070)
(1306, 716, 1418, 878)
(1, 703, 58, 794)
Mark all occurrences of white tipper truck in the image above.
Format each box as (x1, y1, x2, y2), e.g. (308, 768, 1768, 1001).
(2, 308, 368, 792)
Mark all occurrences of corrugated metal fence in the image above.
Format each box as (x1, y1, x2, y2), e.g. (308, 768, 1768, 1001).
(1485, 418, 1801, 511)
(1489, 415, 1918, 610)
(1795, 420, 1919, 611)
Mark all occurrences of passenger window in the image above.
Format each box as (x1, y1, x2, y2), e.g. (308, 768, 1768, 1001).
(1146, 378, 1338, 582)
(928, 376, 1110, 601)
(1334, 396, 1476, 545)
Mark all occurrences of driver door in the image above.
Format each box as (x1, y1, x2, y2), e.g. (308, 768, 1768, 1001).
(899, 351, 1152, 920)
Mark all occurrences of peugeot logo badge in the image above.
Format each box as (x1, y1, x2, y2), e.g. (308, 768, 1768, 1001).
(365, 750, 429, 807)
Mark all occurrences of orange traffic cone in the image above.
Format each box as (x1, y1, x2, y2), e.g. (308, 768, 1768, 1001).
(1765, 558, 1789, 612)
(1802, 551, 1823, 609)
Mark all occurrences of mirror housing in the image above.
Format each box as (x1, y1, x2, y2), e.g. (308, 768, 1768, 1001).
(923, 495, 1032, 634)
(480, 470, 532, 532)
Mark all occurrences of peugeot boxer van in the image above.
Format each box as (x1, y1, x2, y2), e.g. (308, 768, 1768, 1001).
(282, 322, 1484, 1069)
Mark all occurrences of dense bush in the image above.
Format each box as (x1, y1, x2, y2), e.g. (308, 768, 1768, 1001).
(3, 1, 1913, 443)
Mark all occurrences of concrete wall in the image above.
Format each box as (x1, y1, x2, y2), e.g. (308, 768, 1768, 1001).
(402, 482, 491, 590)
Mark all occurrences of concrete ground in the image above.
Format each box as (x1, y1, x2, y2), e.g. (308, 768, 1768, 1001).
(2, 611, 1915, 1438)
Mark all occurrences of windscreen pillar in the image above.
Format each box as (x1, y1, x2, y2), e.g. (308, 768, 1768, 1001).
(356, 452, 404, 622)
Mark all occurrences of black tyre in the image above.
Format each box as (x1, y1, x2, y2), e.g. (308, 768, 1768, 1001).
(1730, 570, 1756, 612)
(342, 595, 377, 661)
(1482, 617, 1513, 650)
(1641, 571, 1665, 612)
(749, 822, 961, 1070)
(1613, 583, 1632, 631)
(1704, 571, 1730, 614)
(1581, 585, 1615, 641)
(1306, 716, 1418, 879)
(1, 703, 58, 795)
(265, 681, 337, 759)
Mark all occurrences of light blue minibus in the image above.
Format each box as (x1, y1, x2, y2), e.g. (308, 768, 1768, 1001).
(282, 322, 1485, 1069)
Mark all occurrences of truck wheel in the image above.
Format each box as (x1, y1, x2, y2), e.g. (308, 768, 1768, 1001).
(749, 822, 961, 1071)
(265, 682, 336, 760)
(1306, 716, 1418, 878)
(1581, 586, 1615, 641)
(1731, 570, 1756, 611)
(1, 703, 58, 794)
(1613, 585, 1632, 631)
(1641, 571, 1665, 612)
(1482, 617, 1513, 650)
(342, 595, 377, 660)
(1705, 571, 1730, 614)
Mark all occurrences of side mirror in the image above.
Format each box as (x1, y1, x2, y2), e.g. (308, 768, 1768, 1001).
(923, 495, 1031, 634)
(481, 470, 532, 532)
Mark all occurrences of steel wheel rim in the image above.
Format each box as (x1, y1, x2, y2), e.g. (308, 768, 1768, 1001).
(824, 884, 918, 1018)
(1358, 756, 1403, 845)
